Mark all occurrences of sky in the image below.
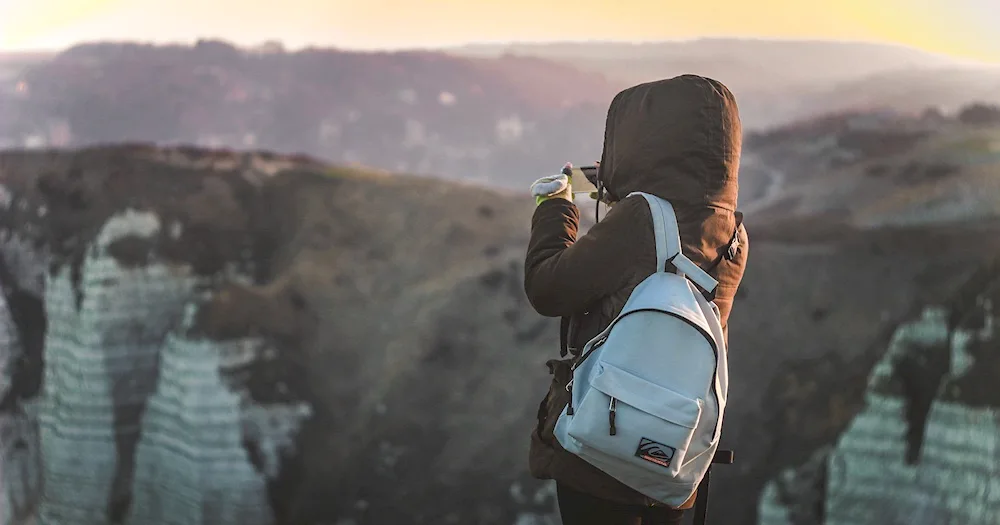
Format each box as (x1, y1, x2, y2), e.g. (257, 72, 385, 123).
(1, 0, 998, 63)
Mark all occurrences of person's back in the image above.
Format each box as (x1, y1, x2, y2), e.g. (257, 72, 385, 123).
(523, 74, 749, 524)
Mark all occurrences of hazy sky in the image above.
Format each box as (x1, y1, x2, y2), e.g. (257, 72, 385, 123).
(1, 0, 998, 62)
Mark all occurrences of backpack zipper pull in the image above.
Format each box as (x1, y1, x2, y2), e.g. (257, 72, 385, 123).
(609, 397, 617, 435)
(566, 379, 575, 415)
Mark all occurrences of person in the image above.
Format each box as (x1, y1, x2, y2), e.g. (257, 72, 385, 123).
(523, 74, 750, 525)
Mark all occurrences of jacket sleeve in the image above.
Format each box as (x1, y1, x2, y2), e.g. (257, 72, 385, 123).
(523, 197, 646, 317)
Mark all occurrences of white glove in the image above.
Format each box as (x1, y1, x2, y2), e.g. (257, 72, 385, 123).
(530, 163, 573, 205)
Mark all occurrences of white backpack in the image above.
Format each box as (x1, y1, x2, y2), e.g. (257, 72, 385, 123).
(553, 191, 729, 508)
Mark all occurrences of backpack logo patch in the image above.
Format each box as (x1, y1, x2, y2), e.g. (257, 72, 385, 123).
(635, 438, 676, 469)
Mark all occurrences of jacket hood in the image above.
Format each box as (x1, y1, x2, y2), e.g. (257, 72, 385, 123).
(597, 75, 742, 211)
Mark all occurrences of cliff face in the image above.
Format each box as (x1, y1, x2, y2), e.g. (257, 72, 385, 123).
(757, 262, 1000, 525)
(703, 219, 1000, 525)
(4, 145, 1000, 525)
(0, 145, 555, 525)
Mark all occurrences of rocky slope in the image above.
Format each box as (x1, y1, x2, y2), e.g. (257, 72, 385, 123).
(2, 143, 1000, 525)
(0, 145, 555, 525)
(757, 260, 1000, 525)
(742, 111, 1000, 227)
(696, 216, 1000, 525)
(724, 111, 1000, 525)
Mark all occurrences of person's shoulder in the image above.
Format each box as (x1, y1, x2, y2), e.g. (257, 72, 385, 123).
(585, 195, 653, 245)
(605, 193, 650, 219)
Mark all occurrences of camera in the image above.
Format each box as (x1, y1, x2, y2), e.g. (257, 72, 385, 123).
(566, 165, 600, 195)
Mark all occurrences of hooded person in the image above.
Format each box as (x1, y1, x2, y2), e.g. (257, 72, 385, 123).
(523, 75, 749, 524)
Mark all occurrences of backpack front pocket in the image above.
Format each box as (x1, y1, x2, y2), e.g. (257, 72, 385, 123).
(565, 361, 703, 477)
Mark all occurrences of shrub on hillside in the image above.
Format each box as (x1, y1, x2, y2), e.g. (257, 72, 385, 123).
(957, 103, 1000, 126)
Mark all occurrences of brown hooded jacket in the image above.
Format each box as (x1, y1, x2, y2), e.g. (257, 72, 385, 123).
(523, 75, 749, 508)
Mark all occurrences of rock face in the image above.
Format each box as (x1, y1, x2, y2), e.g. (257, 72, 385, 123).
(3, 144, 1000, 525)
(758, 262, 1000, 525)
(0, 145, 555, 525)
(0, 150, 307, 525)
(702, 219, 1000, 525)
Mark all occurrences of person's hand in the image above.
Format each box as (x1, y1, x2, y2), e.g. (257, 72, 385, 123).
(530, 162, 574, 205)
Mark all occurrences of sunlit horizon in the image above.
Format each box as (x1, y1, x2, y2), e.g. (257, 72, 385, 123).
(1, 0, 998, 64)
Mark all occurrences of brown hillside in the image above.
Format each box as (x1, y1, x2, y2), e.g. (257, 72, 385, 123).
(1, 145, 1000, 525)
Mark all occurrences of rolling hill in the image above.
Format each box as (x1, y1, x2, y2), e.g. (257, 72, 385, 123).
(743, 109, 1000, 228)
(0, 41, 617, 190)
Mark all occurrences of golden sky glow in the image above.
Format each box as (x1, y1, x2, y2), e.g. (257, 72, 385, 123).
(1, 0, 998, 63)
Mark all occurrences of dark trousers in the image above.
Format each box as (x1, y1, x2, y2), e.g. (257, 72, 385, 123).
(556, 483, 685, 525)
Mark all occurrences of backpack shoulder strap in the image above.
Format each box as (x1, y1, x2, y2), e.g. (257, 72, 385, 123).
(628, 192, 720, 300)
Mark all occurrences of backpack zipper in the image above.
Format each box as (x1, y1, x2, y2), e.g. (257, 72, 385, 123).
(571, 334, 608, 372)
(565, 308, 722, 441)
(609, 397, 617, 435)
(566, 378, 575, 415)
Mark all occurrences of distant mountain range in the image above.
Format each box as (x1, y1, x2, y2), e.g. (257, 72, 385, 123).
(0, 40, 619, 189)
(0, 38, 997, 188)
(453, 38, 972, 84)
(450, 38, 1000, 128)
